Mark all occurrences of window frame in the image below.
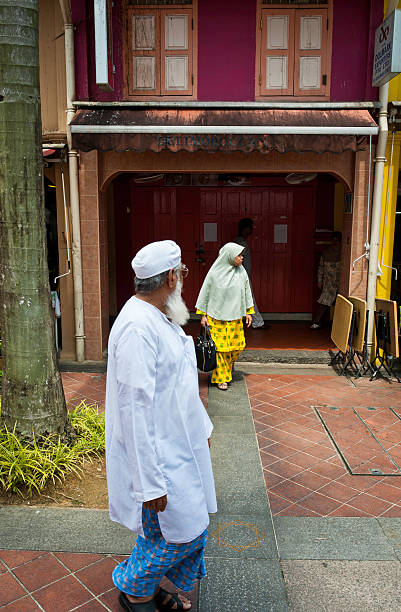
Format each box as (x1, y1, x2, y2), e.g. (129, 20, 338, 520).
(124, 0, 198, 100)
(255, 0, 332, 100)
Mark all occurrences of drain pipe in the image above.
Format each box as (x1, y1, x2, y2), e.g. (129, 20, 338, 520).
(59, 0, 85, 362)
(366, 83, 389, 356)
(365, 0, 398, 356)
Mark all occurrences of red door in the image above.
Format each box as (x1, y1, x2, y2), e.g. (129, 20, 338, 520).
(264, 190, 293, 312)
(122, 183, 315, 314)
(199, 189, 222, 289)
(176, 189, 200, 310)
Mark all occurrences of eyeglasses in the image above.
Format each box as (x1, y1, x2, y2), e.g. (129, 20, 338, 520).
(180, 263, 189, 279)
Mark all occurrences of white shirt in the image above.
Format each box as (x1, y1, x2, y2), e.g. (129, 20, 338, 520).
(105, 296, 217, 543)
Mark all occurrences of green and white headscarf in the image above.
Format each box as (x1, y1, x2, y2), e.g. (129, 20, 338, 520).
(196, 242, 253, 321)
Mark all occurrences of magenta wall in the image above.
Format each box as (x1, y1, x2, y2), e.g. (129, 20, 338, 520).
(330, 0, 382, 101)
(73, 0, 125, 101)
(72, 1, 89, 100)
(73, 0, 383, 103)
(198, 0, 256, 101)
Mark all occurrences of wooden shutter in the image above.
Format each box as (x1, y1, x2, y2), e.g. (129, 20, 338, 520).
(260, 9, 294, 96)
(294, 9, 328, 96)
(129, 9, 160, 95)
(161, 9, 193, 95)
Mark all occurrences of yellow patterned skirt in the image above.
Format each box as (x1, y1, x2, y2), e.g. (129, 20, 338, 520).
(197, 309, 254, 384)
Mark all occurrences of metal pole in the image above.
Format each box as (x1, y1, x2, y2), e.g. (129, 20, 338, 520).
(366, 83, 389, 356)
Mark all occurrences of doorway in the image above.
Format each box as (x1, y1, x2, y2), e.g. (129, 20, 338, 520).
(116, 177, 317, 314)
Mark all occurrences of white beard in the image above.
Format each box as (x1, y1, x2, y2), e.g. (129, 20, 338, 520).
(165, 276, 190, 326)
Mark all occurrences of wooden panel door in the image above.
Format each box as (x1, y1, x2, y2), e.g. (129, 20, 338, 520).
(153, 189, 176, 241)
(243, 190, 265, 306)
(265, 190, 293, 312)
(260, 9, 294, 96)
(176, 188, 200, 310)
(199, 189, 222, 288)
(129, 10, 159, 95)
(221, 189, 246, 243)
(124, 184, 316, 315)
(291, 187, 315, 311)
(294, 10, 328, 96)
(161, 9, 193, 95)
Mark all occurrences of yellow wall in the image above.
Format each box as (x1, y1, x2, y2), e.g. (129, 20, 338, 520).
(377, 1, 401, 300)
(377, 134, 401, 299)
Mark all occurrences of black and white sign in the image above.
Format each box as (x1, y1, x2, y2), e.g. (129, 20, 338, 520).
(372, 10, 401, 88)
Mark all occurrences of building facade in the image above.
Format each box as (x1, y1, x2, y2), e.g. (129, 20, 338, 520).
(41, 0, 395, 362)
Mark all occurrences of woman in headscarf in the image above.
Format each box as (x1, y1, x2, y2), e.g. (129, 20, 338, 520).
(196, 242, 254, 391)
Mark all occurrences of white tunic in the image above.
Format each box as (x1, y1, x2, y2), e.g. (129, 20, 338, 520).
(105, 296, 217, 543)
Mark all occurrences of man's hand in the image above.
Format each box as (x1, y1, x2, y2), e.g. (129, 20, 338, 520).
(245, 314, 252, 328)
(200, 315, 208, 328)
(144, 495, 167, 513)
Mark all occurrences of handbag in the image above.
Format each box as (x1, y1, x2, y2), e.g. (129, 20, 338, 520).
(195, 322, 217, 372)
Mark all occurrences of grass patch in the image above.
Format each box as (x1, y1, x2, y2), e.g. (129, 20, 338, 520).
(0, 401, 105, 498)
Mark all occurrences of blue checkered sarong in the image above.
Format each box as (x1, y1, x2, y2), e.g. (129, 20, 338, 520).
(112, 508, 208, 597)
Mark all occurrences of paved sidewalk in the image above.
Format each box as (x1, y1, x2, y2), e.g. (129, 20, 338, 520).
(245, 366, 401, 517)
(61, 372, 209, 413)
(2, 365, 401, 610)
(0, 508, 198, 611)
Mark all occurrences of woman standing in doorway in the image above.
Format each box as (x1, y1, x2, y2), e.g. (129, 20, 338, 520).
(196, 242, 254, 391)
(311, 231, 342, 329)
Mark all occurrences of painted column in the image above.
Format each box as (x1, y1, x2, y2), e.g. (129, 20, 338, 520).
(79, 150, 104, 361)
(342, 148, 371, 299)
(99, 189, 109, 356)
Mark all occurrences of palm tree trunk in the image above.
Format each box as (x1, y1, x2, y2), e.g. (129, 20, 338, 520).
(0, 0, 68, 436)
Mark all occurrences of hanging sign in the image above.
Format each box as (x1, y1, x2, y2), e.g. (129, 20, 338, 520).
(94, 0, 114, 91)
(372, 10, 401, 87)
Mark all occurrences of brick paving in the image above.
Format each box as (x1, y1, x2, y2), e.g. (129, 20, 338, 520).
(0, 371, 209, 610)
(61, 371, 209, 412)
(0, 550, 197, 611)
(246, 373, 401, 518)
(2, 368, 401, 609)
(0, 550, 120, 611)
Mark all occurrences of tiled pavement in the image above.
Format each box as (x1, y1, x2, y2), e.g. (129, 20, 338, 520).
(61, 372, 107, 412)
(246, 372, 401, 518)
(0, 550, 197, 611)
(0, 550, 126, 611)
(3, 366, 401, 610)
(0, 371, 209, 611)
(61, 371, 209, 412)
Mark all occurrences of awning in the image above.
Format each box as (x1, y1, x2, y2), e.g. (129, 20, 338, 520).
(71, 108, 378, 154)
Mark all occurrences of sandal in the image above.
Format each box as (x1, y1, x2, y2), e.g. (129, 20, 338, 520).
(119, 592, 156, 611)
(155, 587, 191, 611)
(217, 382, 228, 391)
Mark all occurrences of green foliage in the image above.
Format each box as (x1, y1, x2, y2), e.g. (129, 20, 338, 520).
(0, 401, 105, 498)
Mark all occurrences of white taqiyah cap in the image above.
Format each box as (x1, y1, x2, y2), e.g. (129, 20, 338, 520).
(131, 240, 181, 279)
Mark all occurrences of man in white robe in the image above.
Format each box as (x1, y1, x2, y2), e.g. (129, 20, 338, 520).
(105, 240, 217, 612)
